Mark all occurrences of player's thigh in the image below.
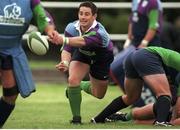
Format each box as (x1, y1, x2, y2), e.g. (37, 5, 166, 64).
(133, 103, 154, 120)
(0, 55, 16, 87)
(1, 70, 16, 87)
(123, 77, 143, 104)
(90, 75, 108, 98)
(143, 74, 171, 97)
(68, 61, 89, 85)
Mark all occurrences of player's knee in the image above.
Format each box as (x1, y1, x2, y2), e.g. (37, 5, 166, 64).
(68, 77, 81, 86)
(3, 86, 19, 104)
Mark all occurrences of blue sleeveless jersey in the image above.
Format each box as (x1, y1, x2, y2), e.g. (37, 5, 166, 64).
(0, 0, 32, 48)
(0, 0, 38, 98)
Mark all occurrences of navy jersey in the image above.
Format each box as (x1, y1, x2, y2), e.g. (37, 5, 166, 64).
(130, 0, 163, 47)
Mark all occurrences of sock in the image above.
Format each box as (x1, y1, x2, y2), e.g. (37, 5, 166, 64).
(155, 95, 171, 122)
(80, 81, 92, 95)
(0, 98, 15, 128)
(67, 87, 82, 118)
(94, 96, 128, 122)
(125, 111, 133, 121)
(153, 102, 157, 117)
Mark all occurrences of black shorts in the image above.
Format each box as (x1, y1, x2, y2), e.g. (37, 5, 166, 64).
(124, 49, 165, 78)
(0, 53, 13, 70)
(72, 49, 114, 80)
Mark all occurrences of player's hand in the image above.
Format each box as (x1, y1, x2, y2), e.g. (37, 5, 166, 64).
(48, 33, 64, 45)
(55, 61, 69, 72)
(123, 39, 131, 49)
(138, 44, 146, 48)
(138, 40, 148, 48)
(47, 30, 59, 40)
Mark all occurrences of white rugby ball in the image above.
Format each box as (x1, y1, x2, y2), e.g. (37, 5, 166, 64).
(27, 32, 49, 55)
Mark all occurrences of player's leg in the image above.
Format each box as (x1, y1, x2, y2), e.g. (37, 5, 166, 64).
(89, 76, 108, 99)
(171, 72, 180, 123)
(80, 50, 113, 99)
(67, 60, 89, 124)
(143, 74, 172, 124)
(91, 51, 141, 123)
(171, 97, 180, 125)
(110, 45, 136, 90)
(134, 119, 155, 125)
(92, 77, 143, 123)
(0, 56, 18, 128)
(106, 102, 155, 122)
(132, 103, 155, 120)
(131, 49, 172, 126)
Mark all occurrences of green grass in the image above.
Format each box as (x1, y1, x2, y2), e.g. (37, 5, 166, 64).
(3, 83, 180, 129)
(29, 60, 57, 69)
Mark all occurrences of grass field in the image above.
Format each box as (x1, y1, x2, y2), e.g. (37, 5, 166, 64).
(2, 83, 180, 129)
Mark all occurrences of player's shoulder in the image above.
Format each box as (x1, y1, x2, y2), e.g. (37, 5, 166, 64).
(96, 22, 109, 38)
(148, 0, 162, 9)
(65, 21, 78, 33)
(31, 0, 40, 6)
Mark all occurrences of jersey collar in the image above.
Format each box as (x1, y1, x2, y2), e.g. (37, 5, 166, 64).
(74, 20, 97, 36)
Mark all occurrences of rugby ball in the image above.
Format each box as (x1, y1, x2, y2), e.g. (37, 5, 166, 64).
(27, 32, 49, 55)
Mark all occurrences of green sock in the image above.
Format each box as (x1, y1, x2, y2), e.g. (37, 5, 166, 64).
(125, 111, 133, 121)
(80, 81, 92, 95)
(67, 87, 82, 117)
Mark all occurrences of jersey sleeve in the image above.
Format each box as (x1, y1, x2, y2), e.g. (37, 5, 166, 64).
(83, 31, 102, 47)
(147, 0, 160, 30)
(31, 0, 50, 32)
(148, 9, 159, 29)
(83, 26, 110, 48)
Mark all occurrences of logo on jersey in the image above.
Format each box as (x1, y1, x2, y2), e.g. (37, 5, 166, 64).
(0, 3, 25, 26)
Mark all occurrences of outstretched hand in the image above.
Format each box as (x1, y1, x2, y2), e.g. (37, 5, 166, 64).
(47, 31, 64, 45)
(55, 61, 69, 72)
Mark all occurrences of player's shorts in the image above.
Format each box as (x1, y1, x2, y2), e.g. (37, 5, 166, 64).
(72, 49, 114, 80)
(124, 49, 165, 78)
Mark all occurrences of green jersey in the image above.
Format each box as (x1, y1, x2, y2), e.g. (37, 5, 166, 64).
(146, 47, 180, 71)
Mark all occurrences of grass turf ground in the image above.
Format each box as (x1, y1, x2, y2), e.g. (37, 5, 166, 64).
(2, 83, 180, 129)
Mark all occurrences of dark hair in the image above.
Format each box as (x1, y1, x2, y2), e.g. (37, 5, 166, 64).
(78, 1, 98, 15)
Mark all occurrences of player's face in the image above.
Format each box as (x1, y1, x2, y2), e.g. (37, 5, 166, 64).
(78, 6, 96, 32)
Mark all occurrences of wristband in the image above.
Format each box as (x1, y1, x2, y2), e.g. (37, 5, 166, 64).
(141, 40, 149, 46)
(124, 39, 131, 45)
(123, 39, 131, 49)
(62, 36, 69, 45)
(62, 60, 69, 67)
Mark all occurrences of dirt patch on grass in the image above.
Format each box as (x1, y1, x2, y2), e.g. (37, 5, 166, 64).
(32, 69, 67, 83)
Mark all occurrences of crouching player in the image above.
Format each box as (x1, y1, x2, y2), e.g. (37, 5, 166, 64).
(92, 47, 180, 126)
(107, 72, 180, 125)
